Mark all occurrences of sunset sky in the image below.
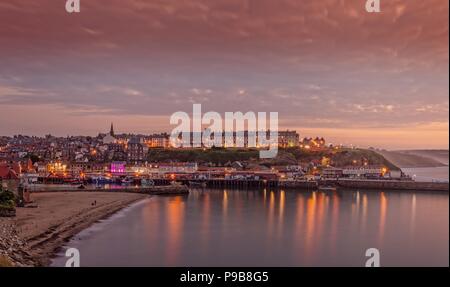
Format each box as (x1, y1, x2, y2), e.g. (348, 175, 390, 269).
(0, 0, 448, 149)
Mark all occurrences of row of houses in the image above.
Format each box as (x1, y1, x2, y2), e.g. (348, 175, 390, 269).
(1, 125, 329, 169)
(0, 159, 35, 180)
(107, 130, 303, 149)
(322, 166, 402, 179)
(143, 130, 301, 149)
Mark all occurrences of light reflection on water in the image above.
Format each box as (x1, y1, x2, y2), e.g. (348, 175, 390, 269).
(51, 189, 449, 267)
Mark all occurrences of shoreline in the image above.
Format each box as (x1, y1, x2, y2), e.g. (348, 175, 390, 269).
(1, 192, 148, 266)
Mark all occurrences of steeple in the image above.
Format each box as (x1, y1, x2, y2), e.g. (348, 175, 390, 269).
(110, 122, 114, 136)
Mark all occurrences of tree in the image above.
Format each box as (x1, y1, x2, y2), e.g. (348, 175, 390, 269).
(0, 186, 16, 208)
(24, 153, 40, 164)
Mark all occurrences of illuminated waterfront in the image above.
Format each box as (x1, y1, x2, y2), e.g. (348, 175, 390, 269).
(51, 188, 449, 267)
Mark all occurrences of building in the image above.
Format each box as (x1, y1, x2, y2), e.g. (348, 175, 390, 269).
(300, 137, 326, 150)
(111, 161, 126, 175)
(107, 143, 125, 153)
(322, 167, 344, 178)
(170, 129, 300, 149)
(69, 162, 107, 174)
(158, 162, 198, 173)
(342, 165, 387, 179)
(127, 137, 148, 162)
(102, 123, 117, 144)
(278, 130, 300, 148)
(145, 134, 170, 148)
(275, 165, 304, 179)
(0, 163, 19, 180)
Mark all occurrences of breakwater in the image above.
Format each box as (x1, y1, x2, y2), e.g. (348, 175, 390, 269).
(23, 179, 449, 194)
(333, 179, 449, 192)
(186, 179, 279, 188)
(182, 178, 449, 192)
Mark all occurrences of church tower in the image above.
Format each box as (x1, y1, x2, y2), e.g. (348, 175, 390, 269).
(110, 122, 115, 136)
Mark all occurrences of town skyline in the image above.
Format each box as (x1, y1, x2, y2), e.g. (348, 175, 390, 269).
(0, 120, 448, 150)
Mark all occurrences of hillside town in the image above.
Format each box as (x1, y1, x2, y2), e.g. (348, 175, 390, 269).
(0, 124, 403, 186)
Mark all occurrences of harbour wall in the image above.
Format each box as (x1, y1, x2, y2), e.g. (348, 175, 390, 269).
(334, 179, 449, 192)
(28, 185, 190, 195)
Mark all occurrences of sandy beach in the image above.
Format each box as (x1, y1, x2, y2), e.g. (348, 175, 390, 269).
(1, 192, 147, 266)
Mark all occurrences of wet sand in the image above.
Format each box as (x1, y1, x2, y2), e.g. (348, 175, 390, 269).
(12, 192, 147, 266)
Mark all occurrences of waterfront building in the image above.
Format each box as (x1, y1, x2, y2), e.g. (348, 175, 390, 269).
(47, 162, 68, 174)
(36, 163, 48, 176)
(342, 165, 388, 179)
(111, 161, 126, 174)
(69, 162, 108, 174)
(158, 162, 198, 173)
(275, 165, 305, 179)
(322, 167, 344, 178)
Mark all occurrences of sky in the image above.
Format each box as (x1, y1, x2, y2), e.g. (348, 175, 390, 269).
(0, 0, 448, 149)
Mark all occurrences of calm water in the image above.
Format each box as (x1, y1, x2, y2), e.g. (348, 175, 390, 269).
(51, 188, 449, 267)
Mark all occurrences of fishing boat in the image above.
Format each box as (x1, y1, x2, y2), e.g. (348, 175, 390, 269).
(121, 177, 134, 185)
(91, 175, 113, 185)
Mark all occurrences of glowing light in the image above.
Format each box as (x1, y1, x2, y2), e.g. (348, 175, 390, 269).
(111, 162, 125, 174)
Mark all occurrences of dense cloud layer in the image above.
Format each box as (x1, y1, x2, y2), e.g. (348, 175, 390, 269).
(0, 0, 448, 148)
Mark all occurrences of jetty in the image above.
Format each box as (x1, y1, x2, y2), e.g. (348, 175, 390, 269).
(180, 178, 280, 189)
(180, 178, 448, 192)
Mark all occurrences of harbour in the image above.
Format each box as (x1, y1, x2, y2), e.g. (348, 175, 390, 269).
(49, 188, 449, 267)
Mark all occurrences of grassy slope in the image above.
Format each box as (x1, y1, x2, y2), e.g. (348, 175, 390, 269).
(147, 147, 400, 170)
(376, 150, 447, 168)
